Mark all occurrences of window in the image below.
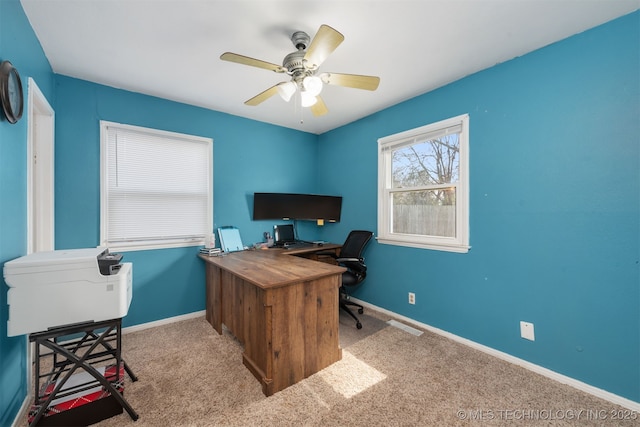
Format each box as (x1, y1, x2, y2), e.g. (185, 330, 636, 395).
(100, 121, 213, 251)
(378, 114, 469, 253)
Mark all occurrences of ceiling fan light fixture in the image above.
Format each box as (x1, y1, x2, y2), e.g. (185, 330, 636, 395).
(302, 75, 323, 97)
(221, 24, 379, 118)
(300, 91, 318, 107)
(277, 82, 297, 102)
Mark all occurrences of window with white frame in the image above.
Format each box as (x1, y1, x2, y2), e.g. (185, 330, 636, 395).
(377, 114, 469, 253)
(100, 121, 213, 251)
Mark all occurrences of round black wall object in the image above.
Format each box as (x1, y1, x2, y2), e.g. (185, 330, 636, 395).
(0, 60, 24, 124)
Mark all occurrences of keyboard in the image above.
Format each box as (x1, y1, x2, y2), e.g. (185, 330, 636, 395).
(283, 241, 313, 249)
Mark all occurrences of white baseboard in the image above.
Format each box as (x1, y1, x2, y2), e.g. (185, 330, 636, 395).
(122, 310, 206, 334)
(354, 298, 640, 412)
(11, 393, 32, 427)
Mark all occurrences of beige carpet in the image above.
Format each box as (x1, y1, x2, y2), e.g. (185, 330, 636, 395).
(338, 308, 388, 347)
(21, 310, 638, 426)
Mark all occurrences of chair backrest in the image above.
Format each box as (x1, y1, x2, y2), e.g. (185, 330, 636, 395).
(339, 230, 373, 285)
(340, 230, 373, 260)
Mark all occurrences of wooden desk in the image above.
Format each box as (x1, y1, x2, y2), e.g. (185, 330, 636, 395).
(199, 245, 345, 396)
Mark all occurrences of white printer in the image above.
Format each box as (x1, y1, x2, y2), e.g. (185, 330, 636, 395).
(4, 247, 132, 337)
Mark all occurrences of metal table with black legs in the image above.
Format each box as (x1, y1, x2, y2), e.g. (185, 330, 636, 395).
(28, 318, 138, 426)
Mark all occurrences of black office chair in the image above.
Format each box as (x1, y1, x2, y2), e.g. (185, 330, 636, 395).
(323, 230, 373, 329)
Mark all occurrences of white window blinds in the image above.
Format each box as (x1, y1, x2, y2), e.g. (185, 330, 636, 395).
(380, 122, 463, 152)
(100, 121, 213, 250)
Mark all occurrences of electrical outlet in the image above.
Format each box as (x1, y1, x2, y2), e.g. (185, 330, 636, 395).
(408, 292, 415, 305)
(520, 321, 535, 341)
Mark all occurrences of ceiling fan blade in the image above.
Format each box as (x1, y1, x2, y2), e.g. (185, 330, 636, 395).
(245, 84, 281, 106)
(311, 96, 328, 116)
(220, 52, 286, 73)
(304, 25, 344, 69)
(319, 72, 380, 91)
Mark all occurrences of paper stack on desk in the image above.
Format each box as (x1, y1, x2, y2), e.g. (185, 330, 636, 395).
(199, 247, 222, 256)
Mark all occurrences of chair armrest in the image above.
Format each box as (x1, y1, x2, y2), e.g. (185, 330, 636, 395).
(336, 257, 362, 263)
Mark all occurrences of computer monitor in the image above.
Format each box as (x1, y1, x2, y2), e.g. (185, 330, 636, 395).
(253, 193, 342, 222)
(274, 224, 295, 246)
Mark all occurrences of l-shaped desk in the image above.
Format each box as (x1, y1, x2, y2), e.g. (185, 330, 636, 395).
(199, 244, 344, 396)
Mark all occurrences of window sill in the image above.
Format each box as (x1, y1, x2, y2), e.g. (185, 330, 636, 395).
(376, 237, 470, 253)
(106, 239, 205, 253)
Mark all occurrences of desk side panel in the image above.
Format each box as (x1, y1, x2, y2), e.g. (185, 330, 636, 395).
(221, 270, 245, 342)
(267, 274, 342, 394)
(205, 264, 222, 334)
(241, 282, 273, 395)
(309, 275, 342, 372)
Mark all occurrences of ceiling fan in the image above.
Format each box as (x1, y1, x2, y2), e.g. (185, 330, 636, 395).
(220, 25, 380, 117)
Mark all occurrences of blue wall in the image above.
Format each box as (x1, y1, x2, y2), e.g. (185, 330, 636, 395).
(53, 75, 320, 328)
(0, 0, 55, 425)
(318, 12, 640, 403)
(1, 2, 638, 423)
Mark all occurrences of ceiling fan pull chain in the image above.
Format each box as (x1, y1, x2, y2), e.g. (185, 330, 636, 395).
(299, 91, 304, 124)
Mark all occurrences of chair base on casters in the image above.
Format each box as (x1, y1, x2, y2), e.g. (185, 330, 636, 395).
(341, 297, 364, 329)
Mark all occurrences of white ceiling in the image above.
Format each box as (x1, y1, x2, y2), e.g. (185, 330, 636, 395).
(21, 0, 639, 134)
